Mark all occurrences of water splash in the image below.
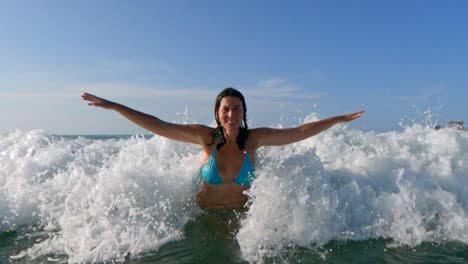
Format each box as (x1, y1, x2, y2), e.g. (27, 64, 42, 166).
(236, 119, 468, 263)
(1, 130, 201, 262)
(1, 117, 467, 263)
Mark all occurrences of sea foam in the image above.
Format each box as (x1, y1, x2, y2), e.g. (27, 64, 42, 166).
(1, 130, 201, 262)
(237, 120, 468, 263)
(1, 118, 467, 263)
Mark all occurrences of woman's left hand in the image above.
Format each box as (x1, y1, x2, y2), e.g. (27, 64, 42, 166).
(342, 110, 364, 122)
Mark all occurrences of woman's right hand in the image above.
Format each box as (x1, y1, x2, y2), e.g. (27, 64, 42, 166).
(81, 93, 114, 109)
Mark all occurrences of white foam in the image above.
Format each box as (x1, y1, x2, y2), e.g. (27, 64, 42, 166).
(236, 120, 468, 262)
(1, 120, 467, 263)
(1, 130, 201, 262)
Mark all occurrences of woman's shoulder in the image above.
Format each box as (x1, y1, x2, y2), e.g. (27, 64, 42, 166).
(196, 125, 216, 146)
(247, 127, 287, 149)
(246, 127, 270, 150)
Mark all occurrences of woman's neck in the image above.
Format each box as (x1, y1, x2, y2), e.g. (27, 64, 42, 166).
(223, 128, 239, 143)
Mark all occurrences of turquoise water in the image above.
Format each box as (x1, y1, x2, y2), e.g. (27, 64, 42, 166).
(1, 125, 467, 263)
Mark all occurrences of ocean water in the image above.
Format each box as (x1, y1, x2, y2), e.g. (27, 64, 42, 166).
(1, 116, 468, 263)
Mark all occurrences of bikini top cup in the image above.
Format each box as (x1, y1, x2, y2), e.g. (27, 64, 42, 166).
(199, 146, 255, 186)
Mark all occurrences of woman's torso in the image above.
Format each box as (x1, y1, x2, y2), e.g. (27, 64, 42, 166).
(196, 138, 256, 210)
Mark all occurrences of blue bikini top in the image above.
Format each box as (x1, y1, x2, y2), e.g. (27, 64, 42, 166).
(197, 145, 255, 187)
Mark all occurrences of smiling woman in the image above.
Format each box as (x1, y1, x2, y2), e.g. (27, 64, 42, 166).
(81, 87, 363, 210)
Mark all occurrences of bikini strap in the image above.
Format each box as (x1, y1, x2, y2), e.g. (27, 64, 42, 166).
(211, 143, 218, 156)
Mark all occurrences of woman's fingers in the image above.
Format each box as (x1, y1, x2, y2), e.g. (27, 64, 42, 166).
(344, 110, 364, 121)
(81, 92, 108, 108)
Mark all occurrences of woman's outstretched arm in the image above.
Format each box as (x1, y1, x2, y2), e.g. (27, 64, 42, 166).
(81, 93, 211, 145)
(250, 110, 364, 148)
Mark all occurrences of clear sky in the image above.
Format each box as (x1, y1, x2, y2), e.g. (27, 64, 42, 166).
(1, 0, 467, 134)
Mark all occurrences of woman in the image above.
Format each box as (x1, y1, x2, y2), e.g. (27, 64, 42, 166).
(82, 88, 363, 210)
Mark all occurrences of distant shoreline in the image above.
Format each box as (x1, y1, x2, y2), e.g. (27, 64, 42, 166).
(54, 134, 154, 140)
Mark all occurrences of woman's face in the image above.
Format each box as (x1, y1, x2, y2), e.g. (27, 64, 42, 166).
(217, 96, 244, 131)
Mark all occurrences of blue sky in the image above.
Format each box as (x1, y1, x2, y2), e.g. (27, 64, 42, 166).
(1, 0, 467, 134)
